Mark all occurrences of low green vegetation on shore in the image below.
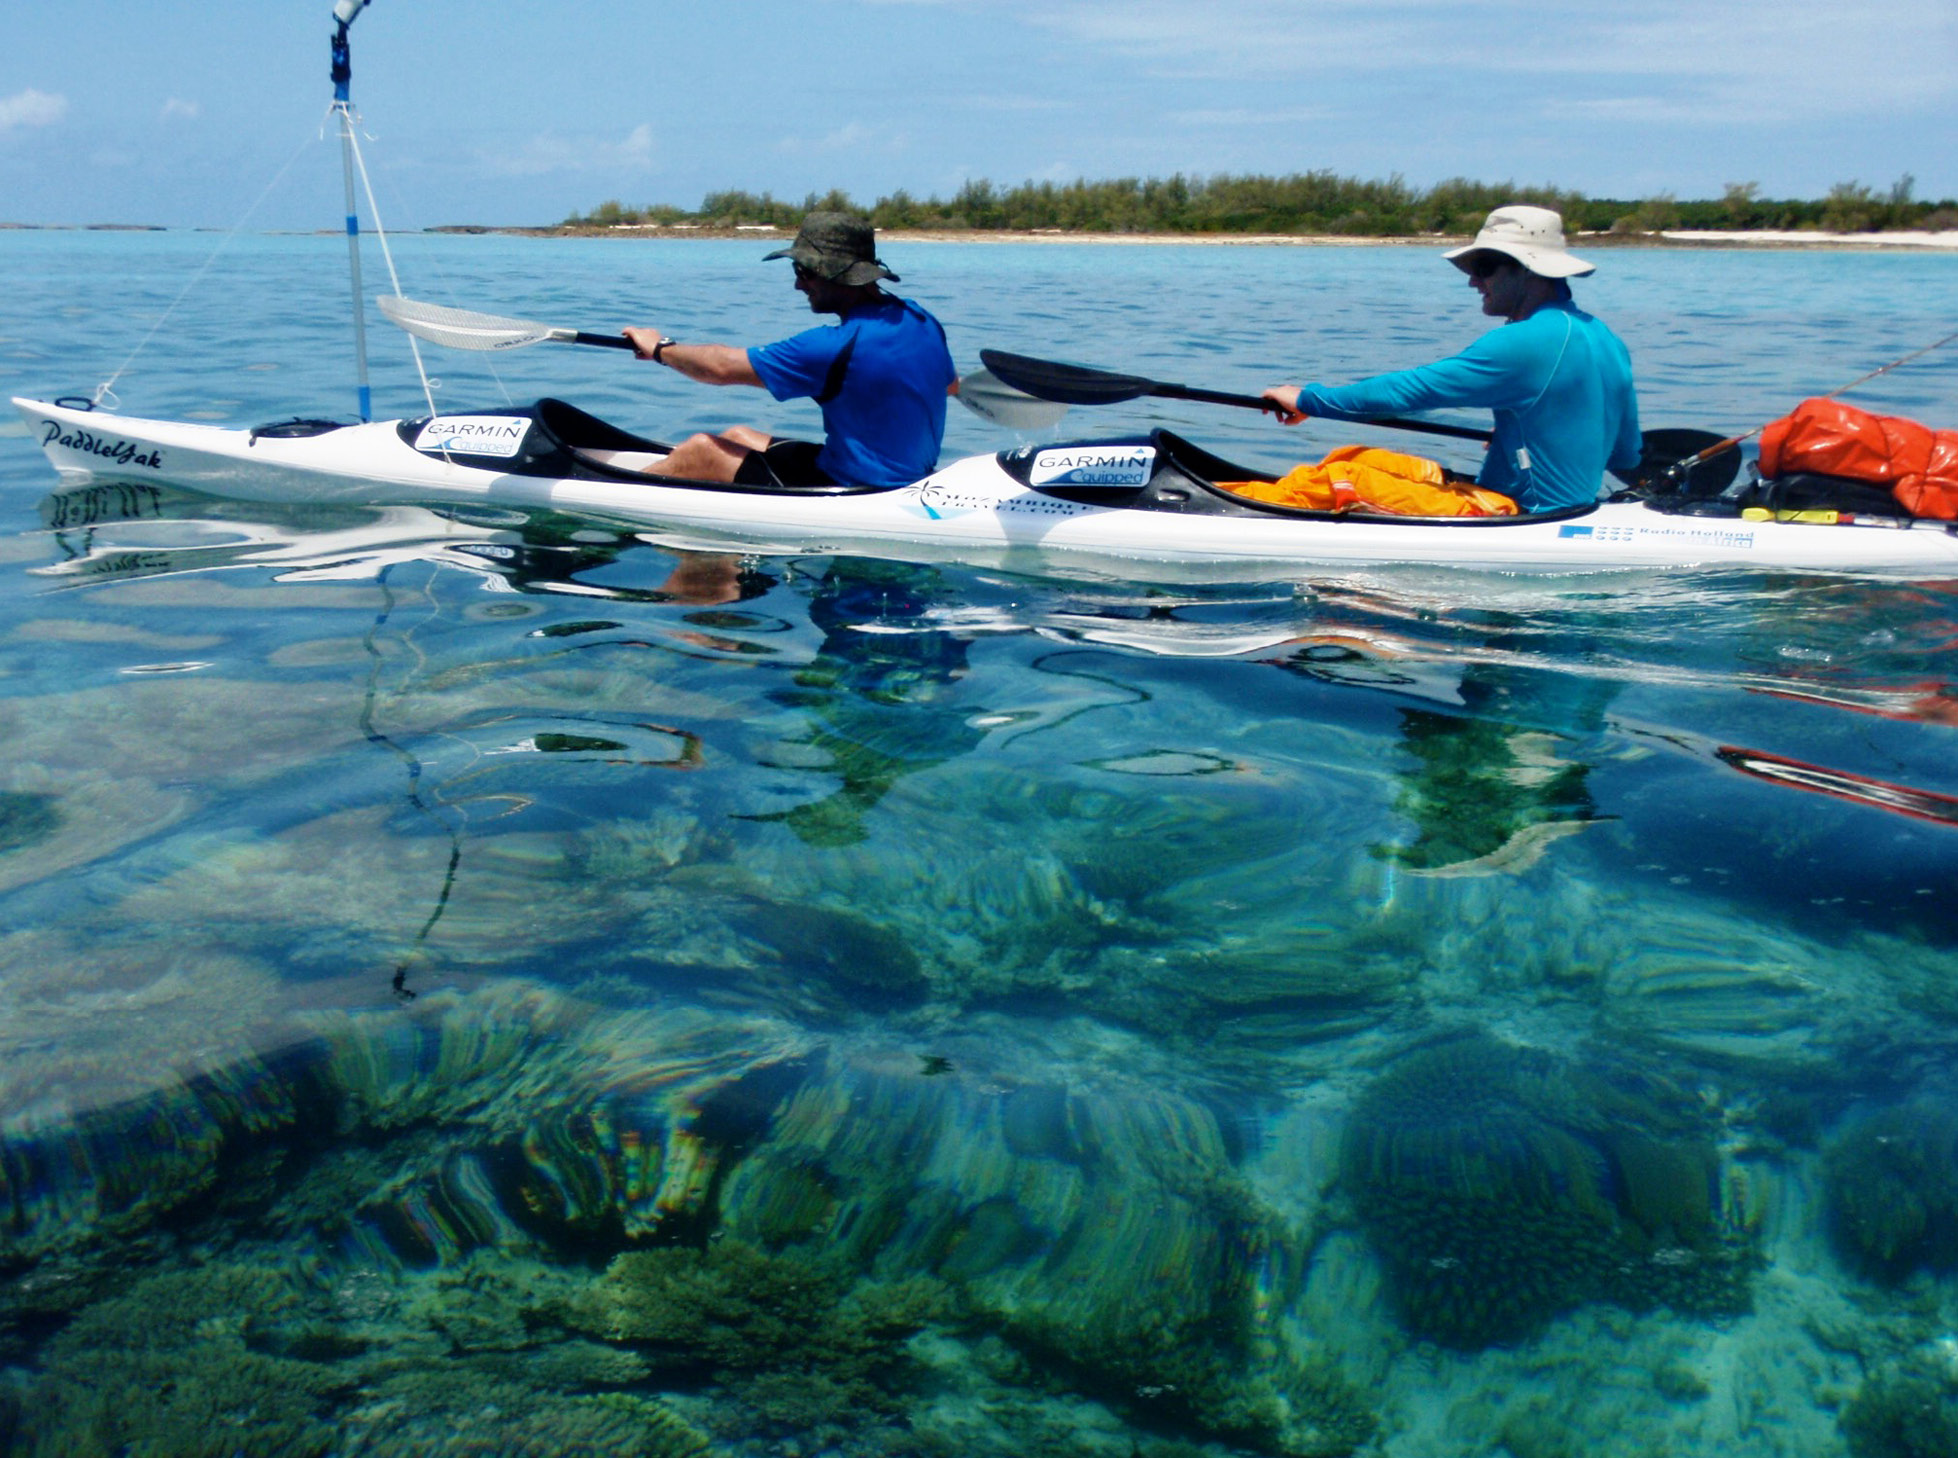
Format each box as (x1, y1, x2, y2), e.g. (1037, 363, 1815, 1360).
(566, 172, 1955, 236)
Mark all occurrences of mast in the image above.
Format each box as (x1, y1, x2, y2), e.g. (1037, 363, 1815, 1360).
(330, 0, 375, 421)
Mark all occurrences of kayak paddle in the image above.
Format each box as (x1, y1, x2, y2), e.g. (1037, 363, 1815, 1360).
(979, 349, 1739, 493)
(979, 349, 1490, 442)
(376, 294, 1067, 432)
(379, 294, 634, 351)
(952, 368, 1070, 431)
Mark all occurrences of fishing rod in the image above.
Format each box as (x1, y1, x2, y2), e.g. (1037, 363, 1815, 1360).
(331, 0, 376, 421)
(1663, 325, 1958, 485)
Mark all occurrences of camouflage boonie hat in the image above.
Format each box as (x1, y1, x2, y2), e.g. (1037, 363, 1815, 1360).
(762, 211, 898, 285)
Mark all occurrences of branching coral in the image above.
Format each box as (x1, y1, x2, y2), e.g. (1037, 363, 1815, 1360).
(13, 1264, 350, 1458)
(558, 1239, 954, 1437)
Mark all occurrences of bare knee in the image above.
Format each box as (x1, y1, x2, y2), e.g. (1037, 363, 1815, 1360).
(661, 431, 749, 483)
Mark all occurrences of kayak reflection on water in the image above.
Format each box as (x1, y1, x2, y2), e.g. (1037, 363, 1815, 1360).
(739, 558, 981, 848)
(1273, 646, 1615, 874)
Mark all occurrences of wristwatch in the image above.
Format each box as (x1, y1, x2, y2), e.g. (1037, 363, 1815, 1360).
(651, 337, 677, 364)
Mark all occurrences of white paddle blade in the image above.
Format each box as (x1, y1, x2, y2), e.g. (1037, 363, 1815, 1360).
(956, 368, 1070, 431)
(377, 294, 570, 351)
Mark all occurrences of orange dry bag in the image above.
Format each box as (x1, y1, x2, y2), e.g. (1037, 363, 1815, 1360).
(1220, 445, 1518, 517)
(1757, 398, 1958, 519)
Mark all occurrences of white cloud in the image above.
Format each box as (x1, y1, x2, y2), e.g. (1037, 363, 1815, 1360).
(0, 88, 67, 131)
(485, 123, 655, 177)
(979, 0, 1955, 121)
(160, 98, 201, 122)
(1172, 105, 1338, 128)
(956, 93, 1071, 114)
(779, 121, 875, 156)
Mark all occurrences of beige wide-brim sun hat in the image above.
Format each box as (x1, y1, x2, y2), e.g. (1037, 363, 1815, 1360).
(1444, 205, 1595, 278)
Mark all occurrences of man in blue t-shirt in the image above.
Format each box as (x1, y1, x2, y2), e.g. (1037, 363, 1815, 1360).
(1260, 206, 1641, 513)
(622, 213, 956, 487)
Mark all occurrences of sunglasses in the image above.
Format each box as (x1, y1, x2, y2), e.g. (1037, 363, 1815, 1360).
(1466, 254, 1515, 280)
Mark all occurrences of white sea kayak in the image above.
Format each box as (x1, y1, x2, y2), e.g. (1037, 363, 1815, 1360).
(16, 395, 1958, 580)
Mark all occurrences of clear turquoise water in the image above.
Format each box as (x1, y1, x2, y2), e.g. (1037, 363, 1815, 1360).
(2, 230, 1958, 1456)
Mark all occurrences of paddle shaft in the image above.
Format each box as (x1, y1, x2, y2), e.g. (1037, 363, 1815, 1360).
(546, 331, 1058, 431)
(978, 350, 1736, 493)
(1151, 380, 1491, 442)
(979, 350, 1494, 443)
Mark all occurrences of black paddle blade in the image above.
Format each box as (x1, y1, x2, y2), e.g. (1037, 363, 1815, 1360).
(1617, 428, 1742, 495)
(978, 350, 1157, 406)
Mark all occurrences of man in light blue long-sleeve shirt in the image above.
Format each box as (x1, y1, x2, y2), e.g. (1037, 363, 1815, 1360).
(1262, 206, 1641, 513)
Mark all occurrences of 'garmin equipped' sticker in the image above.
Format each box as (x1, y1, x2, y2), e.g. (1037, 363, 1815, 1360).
(415, 416, 530, 457)
(1028, 446, 1155, 487)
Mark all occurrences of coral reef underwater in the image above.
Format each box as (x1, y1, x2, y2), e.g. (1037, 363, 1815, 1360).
(1824, 1096, 1958, 1284)
(0, 984, 1379, 1456)
(1839, 1340, 1958, 1458)
(1339, 1030, 1761, 1348)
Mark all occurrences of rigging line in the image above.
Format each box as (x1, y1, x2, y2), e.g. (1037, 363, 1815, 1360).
(360, 561, 472, 1000)
(338, 110, 442, 423)
(1666, 325, 1958, 476)
(1816, 325, 1958, 403)
(366, 162, 516, 408)
(91, 130, 320, 408)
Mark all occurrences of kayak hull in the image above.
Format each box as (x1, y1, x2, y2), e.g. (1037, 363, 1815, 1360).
(17, 396, 1958, 580)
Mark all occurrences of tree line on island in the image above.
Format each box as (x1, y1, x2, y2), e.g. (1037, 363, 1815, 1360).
(564, 172, 1953, 237)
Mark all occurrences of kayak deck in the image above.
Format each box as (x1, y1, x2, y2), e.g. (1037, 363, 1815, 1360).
(15, 394, 1958, 580)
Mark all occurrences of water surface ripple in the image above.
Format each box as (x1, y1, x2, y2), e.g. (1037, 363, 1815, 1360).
(2, 231, 1957, 1457)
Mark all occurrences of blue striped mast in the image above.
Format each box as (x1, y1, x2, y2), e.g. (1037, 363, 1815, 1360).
(330, 0, 375, 421)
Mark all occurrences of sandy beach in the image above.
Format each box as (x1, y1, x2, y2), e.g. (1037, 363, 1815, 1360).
(1655, 228, 1958, 250)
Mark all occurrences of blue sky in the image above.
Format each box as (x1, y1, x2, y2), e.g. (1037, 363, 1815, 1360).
(3, 0, 1954, 229)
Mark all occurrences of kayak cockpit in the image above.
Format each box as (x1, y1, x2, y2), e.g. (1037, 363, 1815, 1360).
(394, 398, 889, 496)
(1004, 429, 1601, 527)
